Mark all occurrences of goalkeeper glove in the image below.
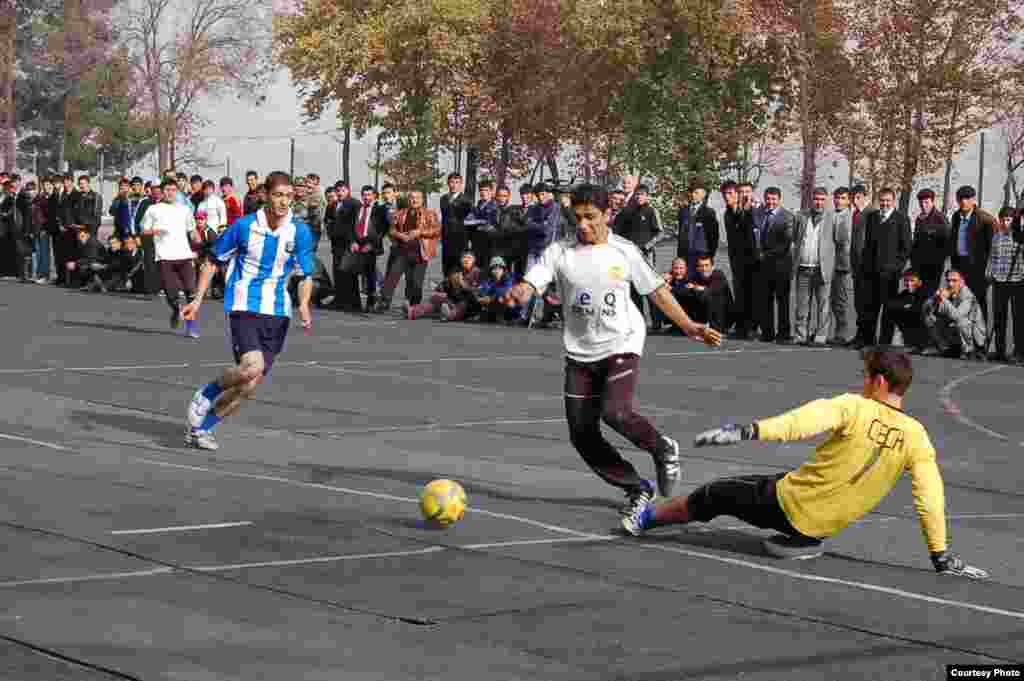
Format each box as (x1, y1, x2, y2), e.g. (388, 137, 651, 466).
(694, 423, 758, 447)
(930, 551, 989, 580)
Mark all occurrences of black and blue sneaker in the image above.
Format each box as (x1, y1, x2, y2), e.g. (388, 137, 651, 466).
(621, 481, 656, 536)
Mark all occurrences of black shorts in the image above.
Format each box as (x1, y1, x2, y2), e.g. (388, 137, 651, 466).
(686, 473, 813, 539)
(228, 311, 290, 375)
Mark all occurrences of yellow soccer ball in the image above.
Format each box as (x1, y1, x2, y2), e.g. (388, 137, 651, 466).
(420, 479, 467, 528)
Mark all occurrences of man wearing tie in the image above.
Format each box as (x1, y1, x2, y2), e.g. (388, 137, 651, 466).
(755, 187, 796, 343)
(827, 187, 854, 345)
(949, 185, 995, 322)
(440, 172, 472, 274)
(853, 187, 911, 348)
(343, 185, 385, 311)
(846, 185, 874, 347)
(675, 177, 720, 274)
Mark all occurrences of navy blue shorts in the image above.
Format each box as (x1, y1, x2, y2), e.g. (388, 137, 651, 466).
(228, 311, 290, 375)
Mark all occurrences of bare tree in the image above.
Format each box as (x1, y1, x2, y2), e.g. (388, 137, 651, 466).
(0, 0, 14, 169)
(120, 0, 273, 171)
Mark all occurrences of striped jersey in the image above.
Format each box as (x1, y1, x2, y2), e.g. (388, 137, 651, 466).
(213, 208, 316, 318)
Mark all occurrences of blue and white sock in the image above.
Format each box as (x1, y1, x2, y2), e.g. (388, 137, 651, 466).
(197, 409, 223, 433)
(188, 381, 223, 429)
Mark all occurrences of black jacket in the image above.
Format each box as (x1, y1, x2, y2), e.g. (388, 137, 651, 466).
(72, 190, 102, 231)
(758, 207, 797, 273)
(724, 206, 756, 266)
(440, 192, 473, 236)
(346, 202, 387, 252)
(911, 208, 950, 271)
(77, 235, 107, 266)
(862, 209, 912, 276)
(676, 203, 720, 261)
(330, 198, 360, 247)
(617, 203, 660, 250)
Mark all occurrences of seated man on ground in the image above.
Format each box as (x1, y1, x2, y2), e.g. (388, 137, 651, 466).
(922, 269, 986, 360)
(65, 227, 109, 291)
(652, 256, 731, 333)
(106, 236, 144, 292)
(651, 257, 695, 332)
(622, 347, 988, 580)
(479, 256, 522, 324)
(885, 269, 930, 354)
(288, 255, 333, 308)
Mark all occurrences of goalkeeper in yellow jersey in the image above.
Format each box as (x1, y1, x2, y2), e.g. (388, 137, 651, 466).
(622, 347, 988, 579)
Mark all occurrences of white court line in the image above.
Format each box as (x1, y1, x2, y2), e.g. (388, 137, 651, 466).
(0, 536, 617, 587)
(0, 568, 174, 588)
(132, 457, 1024, 621)
(110, 521, 253, 536)
(0, 368, 55, 374)
(191, 547, 446, 572)
(311, 417, 566, 437)
(0, 433, 71, 451)
(65, 363, 191, 372)
(654, 347, 832, 358)
(938, 365, 1011, 441)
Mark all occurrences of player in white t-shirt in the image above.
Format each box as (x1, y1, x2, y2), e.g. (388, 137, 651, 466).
(141, 177, 200, 335)
(506, 184, 722, 522)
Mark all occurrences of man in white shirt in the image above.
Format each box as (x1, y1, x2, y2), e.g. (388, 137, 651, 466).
(506, 184, 722, 523)
(142, 177, 199, 335)
(793, 187, 836, 346)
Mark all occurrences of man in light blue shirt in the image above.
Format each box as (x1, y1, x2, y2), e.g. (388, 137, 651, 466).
(180, 171, 315, 451)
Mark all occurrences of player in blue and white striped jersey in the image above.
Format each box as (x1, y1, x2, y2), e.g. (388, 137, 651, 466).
(180, 171, 316, 451)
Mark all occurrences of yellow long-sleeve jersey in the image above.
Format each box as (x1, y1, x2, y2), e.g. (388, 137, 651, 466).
(758, 393, 947, 553)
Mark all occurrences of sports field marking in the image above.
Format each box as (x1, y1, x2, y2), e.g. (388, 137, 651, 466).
(110, 521, 254, 536)
(309, 417, 566, 437)
(0, 536, 617, 587)
(654, 347, 832, 358)
(130, 456, 1024, 622)
(0, 433, 71, 451)
(938, 365, 1011, 441)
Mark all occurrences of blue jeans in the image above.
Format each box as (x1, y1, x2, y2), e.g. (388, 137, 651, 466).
(33, 233, 51, 279)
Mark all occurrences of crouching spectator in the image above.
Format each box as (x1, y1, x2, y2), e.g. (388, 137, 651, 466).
(885, 269, 930, 353)
(479, 256, 522, 324)
(923, 269, 987, 359)
(65, 227, 109, 291)
(288, 255, 333, 308)
(652, 256, 732, 333)
(405, 269, 481, 321)
(106, 236, 145, 292)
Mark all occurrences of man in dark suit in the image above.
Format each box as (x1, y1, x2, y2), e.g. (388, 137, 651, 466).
(853, 187, 912, 348)
(755, 186, 796, 343)
(912, 188, 950, 295)
(440, 172, 473, 274)
(328, 183, 360, 310)
(846, 185, 875, 347)
(51, 174, 79, 286)
(71, 174, 103, 237)
(335, 185, 385, 312)
(676, 177, 720, 273)
(722, 181, 758, 338)
(949, 185, 995, 321)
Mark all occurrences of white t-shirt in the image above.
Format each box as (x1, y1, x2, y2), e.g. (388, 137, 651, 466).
(199, 195, 228, 230)
(141, 202, 196, 261)
(525, 234, 663, 362)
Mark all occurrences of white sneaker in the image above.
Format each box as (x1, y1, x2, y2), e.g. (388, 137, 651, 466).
(439, 302, 454, 321)
(186, 429, 219, 451)
(187, 388, 213, 429)
(621, 481, 656, 536)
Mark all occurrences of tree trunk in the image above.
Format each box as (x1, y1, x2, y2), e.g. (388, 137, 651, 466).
(0, 0, 16, 170)
(546, 156, 559, 183)
(342, 123, 351, 185)
(497, 129, 510, 188)
(941, 155, 953, 213)
(464, 144, 479, 198)
(847, 139, 856, 188)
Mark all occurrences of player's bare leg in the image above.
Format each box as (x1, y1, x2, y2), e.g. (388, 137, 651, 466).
(187, 351, 264, 450)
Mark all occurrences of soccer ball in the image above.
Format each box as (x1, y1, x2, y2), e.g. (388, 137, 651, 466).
(419, 479, 467, 528)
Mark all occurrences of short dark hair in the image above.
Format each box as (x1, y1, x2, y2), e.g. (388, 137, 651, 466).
(497, 185, 511, 193)
(478, 179, 494, 190)
(862, 347, 913, 396)
(764, 186, 781, 198)
(956, 185, 976, 201)
(878, 187, 896, 199)
(611, 188, 625, 196)
(220, 177, 234, 187)
(852, 185, 867, 196)
(78, 174, 91, 182)
(813, 186, 828, 196)
(720, 180, 738, 194)
(447, 172, 462, 181)
(190, 174, 203, 184)
(265, 171, 292, 192)
(738, 181, 753, 191)
(917, 188, 935, 201)
(569, 183, 610, 211)
(834, 186, 850, 197)
(360, 184, 375, 194)
(519, 183, 533, 194)
(176, 172, 187, 181)
(696, 254, 713, 264)
(335, 181, 350, 189)
(903, 268, 921, 280)
(118, 177, 130, 186)
(306, 172, 320, 181)
(245, 170, 258, 179)
(131, 176, 144, 185)
(381, 182, 395, 192)
(161, 177, 177, 189)
(999, 205, 1014, 220)
(636, 183, 651, 194)
(202, 180, 216, 190)
(533, 182, 552, 194)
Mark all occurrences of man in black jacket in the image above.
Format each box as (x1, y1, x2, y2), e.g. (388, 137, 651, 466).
(912, 188, 950, 295)
(50, 175, 78, 286)
(755, 186, 796, 343)
(440, 172, 473, 274)
(722, 181, 758, 338)
(71, 175, 103, 236)
(949, 185, 995, 321)
(328, 183, 361, 310)
(886, 269, 931, 353)
(619, 184, 664, 318)
(676, 177, 719, 273)
(493, 184, 530, 274)
(853, 187, 912, 348)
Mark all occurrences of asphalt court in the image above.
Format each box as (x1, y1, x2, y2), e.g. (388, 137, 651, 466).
(0, 280, 1022, 680)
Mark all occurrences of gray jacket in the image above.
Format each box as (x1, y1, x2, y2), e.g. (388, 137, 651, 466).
(793, 208, 837, 285)
(923, 284, 986, 347)
(832, 208, 853, 273)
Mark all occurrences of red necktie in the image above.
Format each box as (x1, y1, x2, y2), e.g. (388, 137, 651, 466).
(357, 204, 369, 238)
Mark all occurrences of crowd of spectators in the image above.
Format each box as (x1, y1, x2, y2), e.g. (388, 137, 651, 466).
(1, 167, 1021, 363)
